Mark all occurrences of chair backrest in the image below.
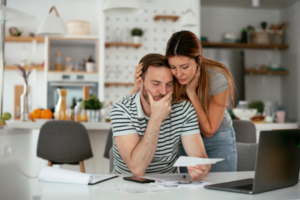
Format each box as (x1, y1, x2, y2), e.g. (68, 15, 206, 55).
(232, 120, 256, 143)
(109, 147, 113, 173)
(236, 142, 258, 171)
(37, 121, 93, 163)
(104, 128, 113, 159)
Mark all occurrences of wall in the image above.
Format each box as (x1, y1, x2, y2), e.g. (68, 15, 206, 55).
(201, 5, 285, 113)
(3, 0, 99, 119)
(104, 0, 201, 105)
(280, 1, 300, 122)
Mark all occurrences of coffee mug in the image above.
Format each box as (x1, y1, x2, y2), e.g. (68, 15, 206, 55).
(276, 111, 286, 123)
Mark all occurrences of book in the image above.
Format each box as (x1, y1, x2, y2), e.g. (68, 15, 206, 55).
(38, 166, 118, 185)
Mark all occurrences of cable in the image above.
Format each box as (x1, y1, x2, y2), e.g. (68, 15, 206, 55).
(8, 149, 38, 179)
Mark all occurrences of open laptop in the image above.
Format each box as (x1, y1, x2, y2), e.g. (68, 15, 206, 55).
(204, 129, 300, 194)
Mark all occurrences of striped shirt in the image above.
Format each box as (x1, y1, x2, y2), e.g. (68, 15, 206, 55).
(110, 92, 200, 174)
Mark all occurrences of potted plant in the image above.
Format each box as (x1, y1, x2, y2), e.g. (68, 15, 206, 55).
(82, 94, 103, 122)
(131, 28, 143, 44)
(85, 56, 95, 72)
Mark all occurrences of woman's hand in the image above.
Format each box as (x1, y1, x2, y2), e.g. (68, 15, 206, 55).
(129, 63, 143, 95)
(186, 66, 201, 97)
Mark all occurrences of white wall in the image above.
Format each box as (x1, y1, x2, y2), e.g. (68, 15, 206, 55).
(280, 1, 300, 123)
(104, 0, 201, 104)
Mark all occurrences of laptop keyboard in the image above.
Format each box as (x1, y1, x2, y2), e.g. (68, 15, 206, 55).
(232, 184, 253, 191)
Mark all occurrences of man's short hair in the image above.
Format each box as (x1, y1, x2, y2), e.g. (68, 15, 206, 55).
(139, 54, 169, 80)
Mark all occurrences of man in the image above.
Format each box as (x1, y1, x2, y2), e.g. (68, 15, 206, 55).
(110, 54, 211, 180)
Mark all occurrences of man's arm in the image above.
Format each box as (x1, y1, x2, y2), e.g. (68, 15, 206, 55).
(181, 134, 211, 180)
(114, 91, 172, 176)
(115, 117, 162, 176)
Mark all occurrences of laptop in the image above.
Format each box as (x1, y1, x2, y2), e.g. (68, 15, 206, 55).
(204, 129, 300, 194)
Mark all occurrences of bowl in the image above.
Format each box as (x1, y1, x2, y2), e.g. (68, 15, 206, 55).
(34, 118, 53, 123)
(233, 108, 257, 121)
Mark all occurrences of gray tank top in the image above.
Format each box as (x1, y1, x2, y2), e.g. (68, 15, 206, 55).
(207, 68, 232, 132)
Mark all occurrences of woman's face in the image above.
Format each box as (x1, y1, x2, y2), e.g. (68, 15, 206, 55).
(168, 55, 198, 85)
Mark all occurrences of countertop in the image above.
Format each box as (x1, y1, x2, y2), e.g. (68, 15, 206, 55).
(4, 120, 111, 130)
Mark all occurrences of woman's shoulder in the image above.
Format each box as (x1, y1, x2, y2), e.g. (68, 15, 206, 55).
(206, 67, 229, 96)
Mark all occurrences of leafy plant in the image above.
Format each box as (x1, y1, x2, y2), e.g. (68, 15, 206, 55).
(82, 94, 103, 110)
(248, 100, 264, 113)
(18, 65, 31, 84)
(131, 28, 143, 36)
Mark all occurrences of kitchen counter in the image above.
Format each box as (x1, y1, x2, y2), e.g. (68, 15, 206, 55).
(5, 120, 111, 130)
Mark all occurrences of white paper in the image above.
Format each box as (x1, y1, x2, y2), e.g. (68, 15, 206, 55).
(173, 156, 224, 167)
(38, 166, 116, 185)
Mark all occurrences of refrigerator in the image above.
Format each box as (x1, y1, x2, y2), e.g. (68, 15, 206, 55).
(202, 48, 245, 107)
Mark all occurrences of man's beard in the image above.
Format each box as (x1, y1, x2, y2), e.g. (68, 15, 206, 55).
(142, 84, 165, 105)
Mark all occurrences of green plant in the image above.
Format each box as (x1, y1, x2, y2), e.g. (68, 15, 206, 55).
(82, 94, 103, 110)
(248, 100, 264, 113)
(131, 28, 143, 36)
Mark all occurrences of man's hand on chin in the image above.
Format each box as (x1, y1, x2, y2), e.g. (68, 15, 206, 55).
(187, 164, 211, 180)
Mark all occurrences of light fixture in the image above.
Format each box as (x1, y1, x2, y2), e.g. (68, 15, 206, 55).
(37, 6, 66, 36)
(0, 4, 36, 122)
(181, 9, 197, 27)
(102, 0, 143, 15)
(252, 0, 260, 7)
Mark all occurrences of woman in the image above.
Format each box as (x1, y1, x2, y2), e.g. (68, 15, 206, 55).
(130, 30, 237, 172)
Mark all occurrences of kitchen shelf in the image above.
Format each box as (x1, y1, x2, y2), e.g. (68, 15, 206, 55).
(154, 15, 179, 22)
(105, 42, 141, 48)
(4, 65, 44, 71)
(105, 82, 135, 87)
(5, 36, 45, 43)
(245, 69, 289, 75)
(201, 42, 289, 49)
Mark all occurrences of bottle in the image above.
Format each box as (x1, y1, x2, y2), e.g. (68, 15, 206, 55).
(105, 101, 113, 122)
(65, 57, 73, 71)
(55, 52, 63, 71)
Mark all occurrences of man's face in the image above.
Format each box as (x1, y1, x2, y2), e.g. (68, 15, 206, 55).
(141, 66, 173, 104)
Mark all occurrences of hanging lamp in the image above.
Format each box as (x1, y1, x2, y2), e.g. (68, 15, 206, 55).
(37, 6, 66, 36)
(102, 0, 143, 15)
(181, 9, 197, 27)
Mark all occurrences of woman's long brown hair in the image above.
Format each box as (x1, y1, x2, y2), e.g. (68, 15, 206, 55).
(165, 30, 236, 113)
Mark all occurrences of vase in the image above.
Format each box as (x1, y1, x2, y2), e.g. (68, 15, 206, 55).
(86, 109, 100, 122)
(132, 36, 141, 44)
(55, 89, 69, 120)
(20, 83, 31, 121)
(85, 62, 95, 72)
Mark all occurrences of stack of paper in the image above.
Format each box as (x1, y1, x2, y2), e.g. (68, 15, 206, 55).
(38, 166, 118, 185)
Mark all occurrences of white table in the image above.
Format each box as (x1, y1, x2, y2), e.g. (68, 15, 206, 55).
(40, 172, 300, 200)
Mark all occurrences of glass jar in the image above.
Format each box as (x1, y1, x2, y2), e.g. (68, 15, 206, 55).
(65, 57, 73, 71)
(75, 102, 88, 122)
(264, 101, 273, 123)
(55, 52, 63, 71)
(237, 101, 248, 109)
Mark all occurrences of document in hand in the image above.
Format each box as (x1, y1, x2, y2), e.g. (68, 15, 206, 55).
(173, 156, 224, 167)
(38, 166, 118, 185)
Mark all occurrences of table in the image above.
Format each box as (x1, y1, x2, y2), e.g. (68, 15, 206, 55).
(40, 172, 300, 200)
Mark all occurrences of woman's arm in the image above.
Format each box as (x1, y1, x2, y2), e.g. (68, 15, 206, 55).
(188, 89, 228, 137)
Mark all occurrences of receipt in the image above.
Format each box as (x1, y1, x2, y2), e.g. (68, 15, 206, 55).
(173, 156, 224, 167)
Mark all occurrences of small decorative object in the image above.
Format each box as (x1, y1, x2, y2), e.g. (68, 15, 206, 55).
(131, 28, 143, 44)
(67, 20, 90, 35)
(82, 94, 103, 122)
(55, 89, 69, 120)
(29, 32, 35, 37)
(0, 112, 11, 126)
(9, 27, 22, 36)
(75, 101, 88, 122)
(276, 111, 286, 123)
(261, 21, 267, 30)
(55, 52, 63, 71)
(18, 65, 31, 121)
(65, 57, 73, 71)
(85, 56, 95, 72)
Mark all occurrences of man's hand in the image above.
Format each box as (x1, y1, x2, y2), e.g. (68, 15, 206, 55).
(147, 91, 172, 122)
(187, 164, 211, 180)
